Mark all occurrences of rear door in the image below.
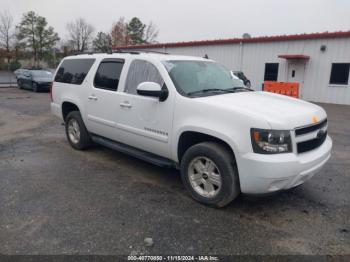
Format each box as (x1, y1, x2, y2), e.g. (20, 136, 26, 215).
(85, 58, 125, 141)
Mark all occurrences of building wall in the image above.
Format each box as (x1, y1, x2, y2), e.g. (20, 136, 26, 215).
(147, 37, 350, 105)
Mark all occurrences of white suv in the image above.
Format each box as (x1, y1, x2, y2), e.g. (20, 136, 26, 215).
(51, 51, 332, 207)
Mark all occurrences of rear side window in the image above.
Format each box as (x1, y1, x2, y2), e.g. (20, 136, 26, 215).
(94, 59, 124, 91)
(54, 59, 95, 85)
(125, 60, 164, 95)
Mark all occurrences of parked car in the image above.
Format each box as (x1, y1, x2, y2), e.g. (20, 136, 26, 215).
(17, 69, 53, 92)
(232, 71, 251, 87)
(51, 52, 332, 207)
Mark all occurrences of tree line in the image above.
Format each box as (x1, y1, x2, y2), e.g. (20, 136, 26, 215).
(0, 10, 158, 69)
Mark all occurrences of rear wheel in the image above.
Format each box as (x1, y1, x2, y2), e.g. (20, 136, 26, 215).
(180, 142, 240, 207)
(65, 111, 92, 150)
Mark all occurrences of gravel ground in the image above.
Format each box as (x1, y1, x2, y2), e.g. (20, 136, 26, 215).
(0, 87, 349, 256)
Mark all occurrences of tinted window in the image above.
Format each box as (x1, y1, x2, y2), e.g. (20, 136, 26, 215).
(329, 63, 350, 85)
(54, 59, 95, 85)
(94, 59, 124, 91)
(264, 63, 279, 81)
(125, 60, 164, 95)
(31, 70, 53, 77)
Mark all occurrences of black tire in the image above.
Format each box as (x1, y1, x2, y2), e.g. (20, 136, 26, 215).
(180, 142, 240, 207)
(17, 80, 23, 89)
(32, 82, 39, 92)
(245, 80, 251, 88)
(65, 111, 92, 150)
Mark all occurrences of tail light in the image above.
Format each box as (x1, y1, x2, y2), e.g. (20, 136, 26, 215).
(50, 82, 53, 102)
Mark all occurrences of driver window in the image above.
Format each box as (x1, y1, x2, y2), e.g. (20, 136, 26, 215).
(125, 60, 164, 95)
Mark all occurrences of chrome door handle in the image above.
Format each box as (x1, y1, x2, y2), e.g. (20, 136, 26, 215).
(120, 101, 132, 108)
(88, 95, 98, 101)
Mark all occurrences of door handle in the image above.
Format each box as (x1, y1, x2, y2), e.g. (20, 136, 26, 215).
(88, 95, 98, 101)
(120, 101, 132, 108)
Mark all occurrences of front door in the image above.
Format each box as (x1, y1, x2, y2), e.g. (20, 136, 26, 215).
(287, 62, 306, 98)
(114, 59, 174, 159)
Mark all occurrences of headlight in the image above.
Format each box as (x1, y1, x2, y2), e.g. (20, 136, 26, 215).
(251, 128, 292, 154)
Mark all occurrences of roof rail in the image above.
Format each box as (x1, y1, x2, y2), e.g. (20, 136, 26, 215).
(113, 49, 140, 55)
(73, 51, 110, 56)
(114, 49, 169, 55)
(72, 49, 168, 56)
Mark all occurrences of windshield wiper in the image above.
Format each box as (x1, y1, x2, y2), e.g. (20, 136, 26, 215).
(187, 87, 253, 96)
(229, 86, 254, 92)
(187, 88, 230, 96)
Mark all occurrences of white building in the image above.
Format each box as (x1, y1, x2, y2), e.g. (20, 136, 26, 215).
(119, 31, 350, 105)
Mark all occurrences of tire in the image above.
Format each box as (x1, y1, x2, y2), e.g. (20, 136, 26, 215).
(32, 82, 39, 92)
(180, 142, 240, 207)
(245, 80, 251, 88)
(17, 80, 23, 89)
(65, 111, 92, 150)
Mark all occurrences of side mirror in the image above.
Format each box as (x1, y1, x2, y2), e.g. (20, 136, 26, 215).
(136, 82, 168, 102)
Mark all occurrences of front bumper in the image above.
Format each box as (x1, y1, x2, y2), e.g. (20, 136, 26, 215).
(237, 135, 332, 194)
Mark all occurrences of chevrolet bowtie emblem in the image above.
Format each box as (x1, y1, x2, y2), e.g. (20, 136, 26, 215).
(312, 116, 318, 123)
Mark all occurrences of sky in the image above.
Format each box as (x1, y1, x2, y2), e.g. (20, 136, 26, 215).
(1, 0, 350, 44)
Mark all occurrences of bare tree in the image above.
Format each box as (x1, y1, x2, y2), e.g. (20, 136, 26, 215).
(111, 17, 129, 47)
(66, 18, 94, 52)
(144, 21, 158, 44)
(0, 10, 14, 61)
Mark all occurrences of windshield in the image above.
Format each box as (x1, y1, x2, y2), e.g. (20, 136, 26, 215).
(31, 70, 53, 77)
(162, 60, 245, 96)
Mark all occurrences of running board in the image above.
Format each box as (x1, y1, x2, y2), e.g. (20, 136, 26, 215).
(91, 135, 177, 168)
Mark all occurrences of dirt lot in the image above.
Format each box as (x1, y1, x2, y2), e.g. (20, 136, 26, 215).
(0, 87, 349, 256)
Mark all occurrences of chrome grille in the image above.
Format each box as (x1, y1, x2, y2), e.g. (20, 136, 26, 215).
(295, 119, 327, 153)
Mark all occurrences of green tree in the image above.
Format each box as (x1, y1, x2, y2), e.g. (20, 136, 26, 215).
(16, 11, 59, 65)
(93, 32, 112, 52)
(127, 17, 146, 45)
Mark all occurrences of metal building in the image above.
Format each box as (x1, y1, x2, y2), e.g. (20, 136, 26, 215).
(119, 31, 350, 105)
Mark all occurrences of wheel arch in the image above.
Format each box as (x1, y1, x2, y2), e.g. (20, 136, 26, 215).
(176, 129, 238, 164)
(62, 101, 81, 121)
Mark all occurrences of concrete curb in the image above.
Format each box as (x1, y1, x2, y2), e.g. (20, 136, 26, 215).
(0, 84, 18, 88)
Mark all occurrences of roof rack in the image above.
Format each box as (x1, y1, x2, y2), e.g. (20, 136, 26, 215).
(114, 49, 169, 55)
(72, 49, 169, 56)
(72, 50, 140, 56)
(73, 51, 108, 56)
(113, 49, 140, 55)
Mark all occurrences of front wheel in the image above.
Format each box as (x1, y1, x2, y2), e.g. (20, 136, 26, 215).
(17, 80, 23, 89)
(180, 142, 240, 207)
(32, 82, 39, 92)
(65, 111, 92, 150)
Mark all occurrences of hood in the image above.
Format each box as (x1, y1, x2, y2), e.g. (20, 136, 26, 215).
(196, 91, 327, 129)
